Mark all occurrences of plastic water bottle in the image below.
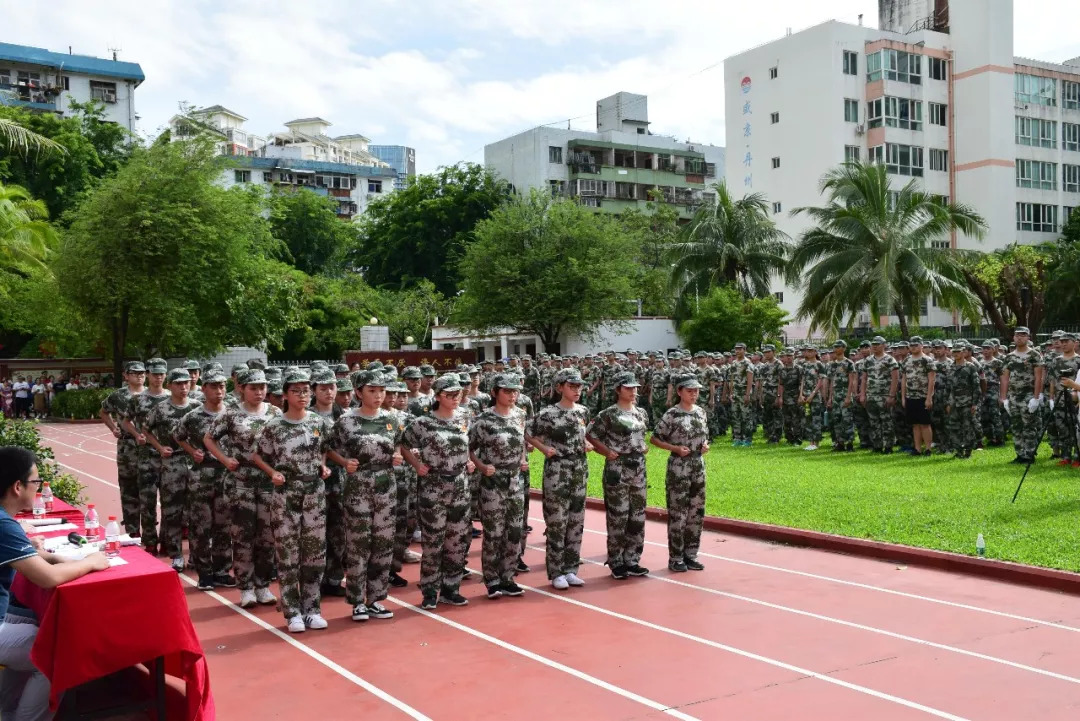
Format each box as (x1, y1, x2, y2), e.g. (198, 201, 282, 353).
(104, 516, 121, 558)
(976, 533, 986, 558)
(41, 481, 53, 512)
(84, 504, 100, 542)
(32, 493, 45, 519)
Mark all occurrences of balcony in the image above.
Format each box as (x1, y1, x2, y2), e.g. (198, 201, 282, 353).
(0, 81, 60, 111)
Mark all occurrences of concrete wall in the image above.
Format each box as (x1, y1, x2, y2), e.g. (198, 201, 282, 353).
(432, 318, 680, 357)
(58, 74, 137, 132)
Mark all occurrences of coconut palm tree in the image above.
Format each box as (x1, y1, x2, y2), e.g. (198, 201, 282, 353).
(787, 162, 986, 338)
(0, 89, 65, 156)
(667, 181, 789, 318)
(0, 180, 57, 275)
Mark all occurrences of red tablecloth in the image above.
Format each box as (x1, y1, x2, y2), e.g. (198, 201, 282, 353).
(15, 497, 85, 527)
(12, 530, 214, 720)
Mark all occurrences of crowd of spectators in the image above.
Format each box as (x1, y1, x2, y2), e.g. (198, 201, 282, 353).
(1, 374, 104, 419)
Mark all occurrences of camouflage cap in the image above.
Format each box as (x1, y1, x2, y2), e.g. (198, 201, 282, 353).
(613, 371, 640, 388)
(202, 370, 228, 385)
(522, 354, 532, 361)
(202, 362, 223, 375)
(388, 380, 408, 392)
(676, 376, 703, 390)
(909, 336, 923, 344)
(263, 366, 282, 381)
(455, 364, 471, 372)
(239, 369, 267, 385)
(895, 341, 909, 349)
(1014, 326, 1030, 335)
(283, 366, 300, 375)
(147, 360, 168, 374)
(125, 361, 146, 373)
(333, 364, 350, 374)
(282, 369, 310, 386)
(858, 340, 871, 348)
(981, 340, 995, 348)
(480, 359, 494, 366)
(930, 339, 946, 348)
(183, 359, 201, 371)
(781, 347, 795, 356)
(402, 366, 422, 380)
(554, 369, 584, 385)
(871, 336, 886, 345)
(733, 342, 746, 349)
(492, 373, 522, 391)
(310, 369, 337, 385)
(267, 380, 284, 396)
(309, 360, 329, 370)
(510, 354, 520, 360)
(1052, 330, 1065, 338)
(832, 340, 848, 349)
(432, 374, 463, 394)
(353, 370, 386, 388)
(457, 372, 471, 385)
(693, 351, 707, 358)
(231, 364, 248, 376)
(366, 361, 384, 371)
(419, 364, 437, 377)
(166, 369, 191, 384)
(382, 365, 399, 380)
(246, 358, 267, 370)
(762, 344, 776, 352)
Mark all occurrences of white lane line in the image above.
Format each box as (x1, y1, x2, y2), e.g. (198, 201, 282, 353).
(44, 425, 117, 445)
(53, 460, 120, 489)
(529, 515, 1080, 634)
(530, 543, 1080, 687)
(175, 573, 432, 720)
(494, 570, 970, 721)
(387, 595, 700, 721)
(44, 436, 118, 463)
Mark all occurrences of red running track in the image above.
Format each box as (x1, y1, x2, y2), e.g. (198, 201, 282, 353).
(38, 423, 1080, 721)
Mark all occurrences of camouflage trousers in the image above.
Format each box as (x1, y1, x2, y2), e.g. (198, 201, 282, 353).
(894, 402, 913, 448)
(518, 470, 531, 561)
(136, 449, 162, 549)
(324, 466, 347, 586)
(188, 463, 233, 578)
(479, 468, 525, 587)
(159, 454, 191, 560)
(713, 400, 729, 437)
(981, 394, 1005, 444)
(730, 396, 754, 443)
(650, 396, 669, 432)
(270, 476, 326, 620)
(865, 398, 894, 450)
(931, 396, 950, 451)
(828, 403, 855, 445)
(601, 453, 647, 569)
(781, 400, 802, 443)
(804, 398, 825, 444)
(391, 465, 417, 574)
(664, 454, 705, 562)
(541, 456, 588, 580)
(761, 395, 782, 442)
(852, 404, 871, 447)
(117, 436, 141, 536)
(231, 473, 276, 591)
(946, 402, 979, 451)
(417, 471, 471, 595)
(1008, 397, 1044, 459)
(343, 468, 396, 606)
(1048, 395, 1079, 459)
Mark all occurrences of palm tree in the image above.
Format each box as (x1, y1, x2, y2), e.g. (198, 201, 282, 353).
(787, 162, 986, 338)
(667, 181, 789, 318)
(0, 89, 65, 156)
(0, 180, 57, 275)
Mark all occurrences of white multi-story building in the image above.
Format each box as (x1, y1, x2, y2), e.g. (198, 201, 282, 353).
(0, 42, 143, 132)
(486, 92, 725, 221)
(725, 0, 1080, 339)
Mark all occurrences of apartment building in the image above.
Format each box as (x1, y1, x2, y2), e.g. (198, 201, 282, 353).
(368, 145, 416, 191)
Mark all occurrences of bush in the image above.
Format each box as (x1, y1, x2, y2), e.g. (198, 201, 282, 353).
(679, 285, 789, 352)
(0, 417, 88, 506)
(50, 388, 113, 420)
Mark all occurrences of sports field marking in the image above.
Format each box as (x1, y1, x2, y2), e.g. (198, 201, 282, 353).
(52, 459, 120, 489)
(45, 436, 120, 463)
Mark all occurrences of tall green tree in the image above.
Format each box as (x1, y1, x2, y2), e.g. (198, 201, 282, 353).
(454, 192, 640, 352)
(619, 193, 680, 317)
(268, 187, 359, 276)
(56, 138, 305, 381)
(667, 180, 789, 321)
(0, 180, 57, 279)
(678, 285, 788, 352)
(352, 163, 510, 295)
(960, 245, 1048, 337)
(787, 162, 986, 338)
(1043, 211, 1080, 325)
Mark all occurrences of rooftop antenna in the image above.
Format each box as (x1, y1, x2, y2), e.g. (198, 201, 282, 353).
(108, 45, 121, 61)
(858, 13, 864, 26)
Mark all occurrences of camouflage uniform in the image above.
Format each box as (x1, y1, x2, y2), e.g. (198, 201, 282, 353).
(727, 357, 755, 443)
(647, 365, 670, 430)
(177, 405, 232, 579)
(852, 355, 872, 447)
(256, 411, 332, 622)
(777, 361, 803, 443)
(931, 355, 953, 452)
(653, 405, 708, 563)
(513, 393, 536, 565)
(314, 405, 347, 592)
(209, 403, 283, 591)
(947, 360, 981, 454)
(145, 397, 201, 561)
(328, 408, 402, 606)
(1047, 353, 1080, 460)
(406, 393, 434, 418)
(469, 406, 527, 589)
(124, 390, 172, 549)
(827, 355, 856, 447)
(587, 403, 649, 570)
(864, 352, 899, 451)
(892, 358, 912, 449)
(102, 386, 143, 535)
(800, 359, 826, 444)
(401, 410, 473, 598)
(528, 402, 590, 580)
(1005, 347, 1045, 459)
(521, 366, 540, 407)
(757, 357, 783, 442)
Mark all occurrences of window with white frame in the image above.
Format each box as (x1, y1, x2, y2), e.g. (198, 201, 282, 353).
(844, 145, 860, 163)
(1064, 80, 1080, 110)
(1065, 164, 1080, 194)
(1065, 123, 1080, 152)
(866, 49, 921, 84)
(1016, 116, 1057, 148)
(884, 143, 923, 176)
(868, 145, 884, 165)
(1016, 202, 1058, 232)
(234, 170, 251, 183)
(929, 102, 947, 126)
(89, 80, 117, 103)
(867, 97, 922, 130)
(843, 51, 858, 76)
(262, 171, 273, 182)
(771, 157, 780, 169)
(1015, 159, 1057, 190)
(368, 180, 383, 193)
(773, 291, 784, 303)
(929, 148, 948, 171)
(769, 66, 778, 79)
(844, 98, 859, 122)
(770, 112, 779, 124)
(1015, 73, 1057, 106)
(548, 146, 563, 163)
(772, 202, 782, 214)
(1065, 206, 1075, 223)
(928, 57, 947, 81)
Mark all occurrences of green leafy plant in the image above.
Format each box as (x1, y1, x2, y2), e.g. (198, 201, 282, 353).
(50, 388, 112, 420)
(0, 417, 88, 505)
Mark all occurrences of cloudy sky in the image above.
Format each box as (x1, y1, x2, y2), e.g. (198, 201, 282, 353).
(5, 0, 1080, 172)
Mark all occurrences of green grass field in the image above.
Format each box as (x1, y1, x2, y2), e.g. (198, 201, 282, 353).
(528, 435, 1080, 572)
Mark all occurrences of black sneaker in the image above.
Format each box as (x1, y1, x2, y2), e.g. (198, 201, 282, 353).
(501, 581, 524, 597)
(213, 573, 238, 588)
(610, 565, 629, 580)
(439, 589, 469, 606)
(420, 592, 438, 610)
(351, 603, 369, 621)
(668, 559, 687, 573)
(471, 527, 483, 539)
(486, 585, 503, 599)
(684, 558, 705, 571)
(627, 564, 650, 577)
(321, 582, 346, 598)
(368, 602, 394, 619)
(515, 560, 530, 574)
(388, 572, 408, 588)
(196, 574, 215, 591)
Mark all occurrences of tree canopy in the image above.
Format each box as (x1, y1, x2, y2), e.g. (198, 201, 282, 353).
(678, 285, 788, 352)
(268, 187, 359, 276)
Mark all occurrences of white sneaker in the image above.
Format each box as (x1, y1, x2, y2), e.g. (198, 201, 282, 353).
(564, 573, 585, 587)
(287, 616, 306, 633)
(404, 549, 422, 564)
(255, 587, 277, 605)
(411, 529, 421, 543)
(804, 444, 818, 451)
(551, 575, 569, 590)
(239, 589, 257, 608)
(304, 614, 328, 630)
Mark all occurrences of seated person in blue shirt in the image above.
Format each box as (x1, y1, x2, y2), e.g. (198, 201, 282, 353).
(0, 447, 108, 721)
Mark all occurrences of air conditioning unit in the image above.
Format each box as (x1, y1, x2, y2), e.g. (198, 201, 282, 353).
(103, 91, 117, 103)
(854, 124, 865, 135)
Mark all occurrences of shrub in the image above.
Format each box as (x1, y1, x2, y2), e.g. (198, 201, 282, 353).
(50, 388, 113, 420)
(0, 417, 88, 505)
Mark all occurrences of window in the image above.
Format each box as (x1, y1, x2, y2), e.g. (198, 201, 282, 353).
(1015, 73, 1057, 106)
(234, 170, 251, 183)
(61, 76, 69, 91)
(1065, 207, 1075, 223)
(89, 80, 117, 103)
(1065, 81, 1080, 110)
(1016, 202, 1058, 232)
(770, 112, 779, 124)
(262, 171, 273, 182)
(867, 49, 921, 84)
(929, 102, 947, 126)
(929, 148, 948, 171)
(1015, 116, 1057, 148)
(636, 128, 645, 134)
(368, 180, 383, 193)
(928, 57, 947, 81)
(843, 50, 858, 76)
(1065, 123, 1080, 152)
(884, 143, 923, 176)
(1065, 164, 1080, 194)
(869, 145, 884, 164)
(844, 145, 861, 163)
(844, 98, 859, 123)
(867, 97, 922, 130)
(773, 292, 784, 303)
(548, 146, 563, 163)
(1015, 160, 1057, 190)
(769, 66, 778, 79)
(771, 157, 780, 169)
(931, 240, 950, 250)
(772, 202, 782, 214)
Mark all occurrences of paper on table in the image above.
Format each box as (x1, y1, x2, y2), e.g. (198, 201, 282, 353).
(26, 518, 64, 527)
(30, 523, 78, 533)
(108, 557, 128, 567)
